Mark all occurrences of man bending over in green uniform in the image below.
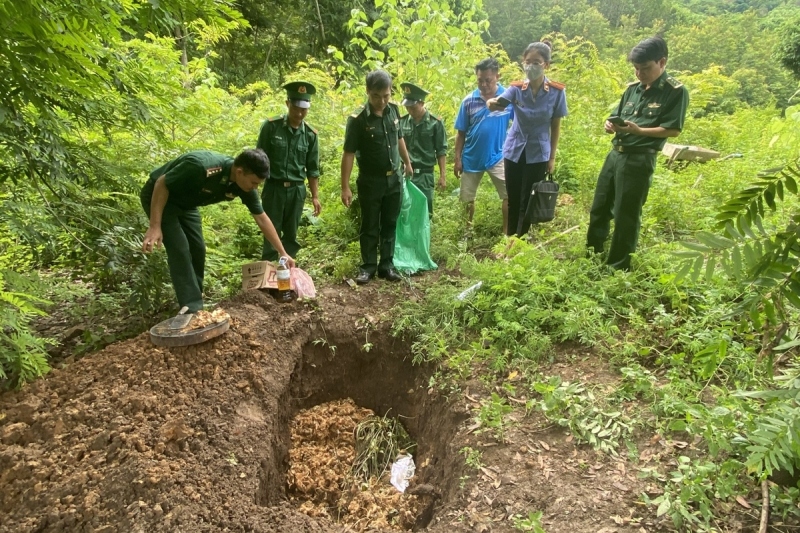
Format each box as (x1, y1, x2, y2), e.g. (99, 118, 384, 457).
(257, 81, 321, 261)
(141, 149, 295, 312)
(399, 82, 448, 215)
(586, 36, 689, 270)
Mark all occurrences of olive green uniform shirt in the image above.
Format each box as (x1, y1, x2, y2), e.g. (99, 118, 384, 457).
(256, 115, 320, 183)
(144, 151, 263, 214)
(399, 110, 447, 170)
(613, 70, 689, 151)
(343, 102, 404, 176)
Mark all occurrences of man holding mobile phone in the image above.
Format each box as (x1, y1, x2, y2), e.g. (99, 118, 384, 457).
(586, 36, 689, 271)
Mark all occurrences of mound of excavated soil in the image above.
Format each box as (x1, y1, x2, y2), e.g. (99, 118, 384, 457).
(1, 290, 318, 533)
(0, 287, 464, 533)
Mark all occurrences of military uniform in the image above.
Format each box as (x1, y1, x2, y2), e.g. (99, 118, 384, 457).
(140, 151, 264, 312)
(343, 101, 405, 275)
(257, 81, 320, 261)
(399, 82, 448, 214)
(587, 71, 689, 270)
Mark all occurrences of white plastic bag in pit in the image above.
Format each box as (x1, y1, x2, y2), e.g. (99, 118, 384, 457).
(390, 454, 415, 493)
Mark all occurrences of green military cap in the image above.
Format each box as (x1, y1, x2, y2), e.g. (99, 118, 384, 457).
(400, 82, 429, 106)
(283, 81, 316, 109)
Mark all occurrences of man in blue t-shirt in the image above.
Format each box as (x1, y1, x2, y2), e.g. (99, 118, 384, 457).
(454, 58, 514, 234)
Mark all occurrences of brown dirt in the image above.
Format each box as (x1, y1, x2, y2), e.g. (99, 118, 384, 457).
(0, 280, 751, 533)
(288, 399, 424, 531)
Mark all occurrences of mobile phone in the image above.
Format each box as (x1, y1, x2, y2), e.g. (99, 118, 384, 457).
(607, 115, 627, 127)
(495, 97, 512, 107)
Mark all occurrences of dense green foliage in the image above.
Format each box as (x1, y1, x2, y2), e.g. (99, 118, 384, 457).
(484, 0, 799, 109)
(1, 0, 800, 529)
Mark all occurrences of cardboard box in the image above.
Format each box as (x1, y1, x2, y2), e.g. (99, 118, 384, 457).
(241, 261, 279, 290)
(662, 143, 720, 162)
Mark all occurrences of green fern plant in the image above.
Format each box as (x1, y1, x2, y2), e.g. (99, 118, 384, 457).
(0, 270, 55, 387)
(734, 362, 800, 479)
(675, 156, 800, 358)
(675, 156, 800, 480)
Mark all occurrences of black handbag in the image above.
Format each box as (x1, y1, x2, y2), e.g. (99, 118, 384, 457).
(523, 173, 559, 225)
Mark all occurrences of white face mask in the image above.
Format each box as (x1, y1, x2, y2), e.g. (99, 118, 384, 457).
(525, 64, 544, 81)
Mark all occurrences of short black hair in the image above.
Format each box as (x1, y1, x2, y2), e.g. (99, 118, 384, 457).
(474, 58, 500, 74)
(628, 36, 668, 64)
(234, 149, 270, 180)
(366, 69, 393, 92)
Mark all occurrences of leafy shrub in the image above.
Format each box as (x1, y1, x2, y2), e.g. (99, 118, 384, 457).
(0, 271, 54, 388)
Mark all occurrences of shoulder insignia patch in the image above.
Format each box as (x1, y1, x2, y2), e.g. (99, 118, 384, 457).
(350, 106, 364, 119)
(308, 125, 318, 135)
(546, 80, 565, 90)
(206, 166, 223, 177)
(627, 80, 640, 87)
(510, 80, 525, 88)
(268, 115, 283, 122)
(666, 76, 683, 89)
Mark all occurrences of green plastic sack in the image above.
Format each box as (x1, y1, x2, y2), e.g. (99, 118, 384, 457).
(394, 179, 437, 274)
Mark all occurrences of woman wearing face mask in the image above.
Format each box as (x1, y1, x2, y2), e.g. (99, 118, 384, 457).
(488, 41, 568, 237)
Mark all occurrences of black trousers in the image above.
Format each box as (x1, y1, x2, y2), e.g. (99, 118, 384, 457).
(505, 150, 548, 237)
(357, 173, 402, 274)
(586, 150, 656, 270)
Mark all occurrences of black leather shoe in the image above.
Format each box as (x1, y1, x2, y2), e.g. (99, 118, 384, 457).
(355, 270, 373, 285)
(378, 267, 402, 282)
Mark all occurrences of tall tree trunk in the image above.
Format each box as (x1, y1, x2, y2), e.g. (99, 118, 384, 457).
(174, 24, 188, 69)
(264, 30, 283, 70)
(313, 0, 325, 47)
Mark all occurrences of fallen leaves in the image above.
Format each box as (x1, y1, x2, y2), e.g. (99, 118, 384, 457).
(735, 495, 751, 509)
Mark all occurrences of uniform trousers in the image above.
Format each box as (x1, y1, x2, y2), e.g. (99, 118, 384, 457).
(586, 150, 656, 270)
(261, 180, 306, 261)
(141, 192, 205, 312)
(410, 171, 435, 215)
(357, 172, 402, 274)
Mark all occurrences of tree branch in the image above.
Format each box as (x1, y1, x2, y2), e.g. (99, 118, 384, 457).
(759, 480, 769, 533)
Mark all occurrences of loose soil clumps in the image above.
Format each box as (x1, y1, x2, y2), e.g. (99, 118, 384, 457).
(288, 399, 423, 531)
(0, 287, 464, 533)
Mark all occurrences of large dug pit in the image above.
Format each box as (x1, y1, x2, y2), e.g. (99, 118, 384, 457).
(262, 336, 465, 531)
(0, 289, 467, 533)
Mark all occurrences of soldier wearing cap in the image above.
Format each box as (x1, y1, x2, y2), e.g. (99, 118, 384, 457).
(586, 37, 689, 270)
(399, 82, 448, 215)
(256, 81, 321, 261)
(341, 69, 414, 284)
(141, 149, 294, 313)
